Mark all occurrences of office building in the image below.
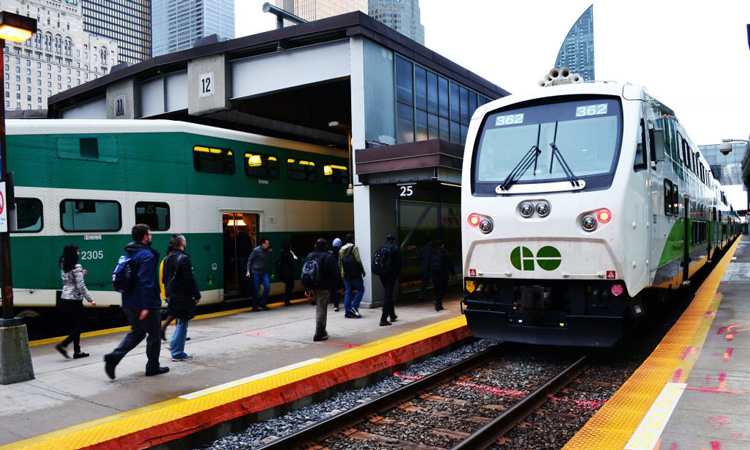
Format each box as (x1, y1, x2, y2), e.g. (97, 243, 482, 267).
(369, 0, 425, 45)
(81, 1, 151, 65)
(2, 0, 120, 112)
(274, 0, 367, 21)
(152, 0, 235, 57)
(554, 4, 595, 81)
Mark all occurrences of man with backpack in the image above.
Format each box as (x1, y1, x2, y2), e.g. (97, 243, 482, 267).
(373, 234, 403, 326)
(105, 224, 169, 379)
(338, 233, 365, 318)
(302, 238, 339, 341)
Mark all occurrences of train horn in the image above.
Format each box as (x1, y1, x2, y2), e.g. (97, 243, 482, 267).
(539, 67, 585, 87)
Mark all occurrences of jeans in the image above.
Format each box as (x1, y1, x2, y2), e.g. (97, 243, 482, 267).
(252, 273, 270, 307)
(313, 289, 330, 336)
(343, 277, 365, 313)
(109, 308, 162, 371)
(170, 318, 190, 358)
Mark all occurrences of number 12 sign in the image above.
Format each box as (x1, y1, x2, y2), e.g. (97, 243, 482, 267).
(199, 72, 214, 98)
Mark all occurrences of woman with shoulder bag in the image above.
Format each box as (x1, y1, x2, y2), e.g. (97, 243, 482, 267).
(56, 244, 96, 359)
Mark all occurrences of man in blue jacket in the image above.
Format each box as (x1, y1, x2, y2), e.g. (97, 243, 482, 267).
(104, 224, 169, 379)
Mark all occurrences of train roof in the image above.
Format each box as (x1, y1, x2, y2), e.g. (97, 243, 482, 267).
(4, 119, 342, 157)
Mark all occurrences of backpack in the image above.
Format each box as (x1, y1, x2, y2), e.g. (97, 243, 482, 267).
(301, 253, 323, 290)
(112, 255, 134, 293)
(429, 250, 443, 275)
(341, 248, 360, 278)
(371, 245, 391, 276)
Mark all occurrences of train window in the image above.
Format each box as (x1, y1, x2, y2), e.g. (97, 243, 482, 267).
(60, 199, 121, 232)
(135, 202, 170, 231)
(324, 164, 348, 185)
(193, 146, 235, 175)
(11, 197, 43, 233)
(287, 159, 316, 182)
(56, 135, 118, 162)
(663, 179, 673, 216)
(244, 153, 279, 179)
(634, 119, 647, 171)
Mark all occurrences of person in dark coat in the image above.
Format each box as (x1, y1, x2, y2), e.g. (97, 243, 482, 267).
(277, 241, 297, 306)
(305, 238, 339, 341)
(104, 224, 169, 379)
(163, 233, 201, 361)
(329, 238, 343, 312)
(246, 237, 271, 311)
(430, 239, 455, 311)
(56, 244, 96, 359)
(417, 235, 433, 302)
(378, 234, 403, 326)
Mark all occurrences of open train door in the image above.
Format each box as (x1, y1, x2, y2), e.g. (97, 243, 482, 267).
(222, 212, 259, 300)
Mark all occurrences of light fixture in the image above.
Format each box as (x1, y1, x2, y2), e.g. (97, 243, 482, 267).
(0, 12, 37, 42)
(536, 201, 551, 217)
(520, 202, 534, 218)
(720, 138, 749, 155)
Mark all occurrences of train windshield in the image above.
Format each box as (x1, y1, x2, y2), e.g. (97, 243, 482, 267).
(474, 97, 621, 188)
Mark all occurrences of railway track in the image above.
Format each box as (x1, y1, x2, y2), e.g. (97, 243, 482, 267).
(252, 346, 590, 450)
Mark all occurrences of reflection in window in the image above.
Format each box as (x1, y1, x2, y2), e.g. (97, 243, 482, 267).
(135, 202, 170, 231)
(60, 200, 121, 232)
(12, 197, 43, 233)
(193, 146, 235, 174)
(244, 153, 279, 178)
(287, 158, 316, 182)
(324, 164, 348, 185)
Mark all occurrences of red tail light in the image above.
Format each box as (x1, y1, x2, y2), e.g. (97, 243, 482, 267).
(597, 209, 612, 223)
(468, 213, 481, 227)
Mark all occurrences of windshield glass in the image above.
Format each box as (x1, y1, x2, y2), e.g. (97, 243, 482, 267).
(475, 98, 621, 184)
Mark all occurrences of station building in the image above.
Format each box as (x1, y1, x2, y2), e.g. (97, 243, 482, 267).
(45, 11, 510, 307)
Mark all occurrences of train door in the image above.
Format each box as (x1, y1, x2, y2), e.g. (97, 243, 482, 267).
(222, 212, 259, 298)
(682, 197, 690, 285)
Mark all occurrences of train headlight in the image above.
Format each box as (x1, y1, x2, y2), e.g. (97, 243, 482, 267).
(582, 215, 597, 231)
(536, 201, 551, 217)
(479, 218, 493, 233)
(520, 202, 534, 218)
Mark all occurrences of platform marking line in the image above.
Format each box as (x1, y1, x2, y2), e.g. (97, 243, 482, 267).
(624, 382, 687, 450)
(563, 237, 741, 450)
(179, 358, 324, 400)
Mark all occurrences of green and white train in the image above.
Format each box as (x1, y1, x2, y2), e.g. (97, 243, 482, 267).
(4, 119, 353, 328)
(461, 81, 741, 347)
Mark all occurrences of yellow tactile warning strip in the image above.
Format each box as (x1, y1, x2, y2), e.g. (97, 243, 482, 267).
(3, 316, 470, 450)
(563, 238, 741, 450)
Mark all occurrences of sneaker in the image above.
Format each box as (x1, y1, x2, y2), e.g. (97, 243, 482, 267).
(390, 315, 398, 322)
(145, 366, 170, 376)
(334, 307, 340, 312)
(104, 354, 117, 380)
(55, 343, 70, 359)
(353, 310, 362, 318)
(313, 333, 329, 342)
(345, 312, 356, 318)
(73, 352, 89, 359)
(379, 321, 392, 326)
(172, 354, 193, 362)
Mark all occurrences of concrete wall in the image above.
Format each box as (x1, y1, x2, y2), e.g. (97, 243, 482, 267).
(188, 54, 231, 116)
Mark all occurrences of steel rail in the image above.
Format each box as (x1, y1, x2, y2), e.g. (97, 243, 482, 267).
(450, 353, 591, 450)
(257, 343, 500, 450)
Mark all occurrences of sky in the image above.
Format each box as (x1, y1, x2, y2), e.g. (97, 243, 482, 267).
(235, 1, 750, 147)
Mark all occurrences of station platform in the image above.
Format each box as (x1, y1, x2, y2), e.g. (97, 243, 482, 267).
(0, 291, 469, 450)
(565, 235, 749, 450)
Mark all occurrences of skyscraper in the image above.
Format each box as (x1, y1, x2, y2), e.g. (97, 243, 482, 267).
(554, 4, 595, 81)
(152, 0, 235, 57)
(369, 0, 425, 45)
(274, 0, 367, 22)
(82, 1, 151, 65)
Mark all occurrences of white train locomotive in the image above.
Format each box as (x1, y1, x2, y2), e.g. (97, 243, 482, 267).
(461, 74, 740, 346)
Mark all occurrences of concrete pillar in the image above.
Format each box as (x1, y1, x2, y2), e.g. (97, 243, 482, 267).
(188, 54, 231, 116)
(106, 78, 139, 119)
(0, 320, 34, 385)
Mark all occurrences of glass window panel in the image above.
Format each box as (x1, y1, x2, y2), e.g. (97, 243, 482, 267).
(287, 158, 317, 182)
(60, 199, 121, 232)
(438, 77, 449, 118)
(450, 82, 459, 121)
(397, 102, 415, 143)
(428, 113, 439, 140)
(324, 164, 348, 185)
(193, 146, 235, 174)
(12, 197, 43, 233)
(450, 121, 461, 144)
(416, 109, 428, 141)
(395, 56, 413, 106)
(469, 92, 478, 119)
(459, 86, 469, 124)
(414, 66, 426, 111)
(244, 153, 280, 178)
(135, 201, 170, 231)
(439, 117, 450, 141)
(461, 125, 469, 146)
(427, 71, 438, 114)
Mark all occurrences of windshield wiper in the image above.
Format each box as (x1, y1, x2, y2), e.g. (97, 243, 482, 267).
(499, 144, 542, 191)
(549, 142, 581, 187)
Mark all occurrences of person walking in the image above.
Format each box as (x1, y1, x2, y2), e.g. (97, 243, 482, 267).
(417, 236, 433, 302)
(246, 237, 271, 311)
(104, 224, 169, 379)
(430, 239, 455, 311)
(159, 241, 175, 341)
(376, 234, 403, 326)
(163, 234, 201, 361)
(55, 244, 96, 359)
(277, 241, 297, 307)
(338, 233, 365, 318)
(304, 238, 338, 341)
(330, 238, 343, 312)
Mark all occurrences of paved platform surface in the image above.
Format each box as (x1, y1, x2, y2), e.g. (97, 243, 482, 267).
(0, 289, 465, 449)
(564, 235, 749, 450)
